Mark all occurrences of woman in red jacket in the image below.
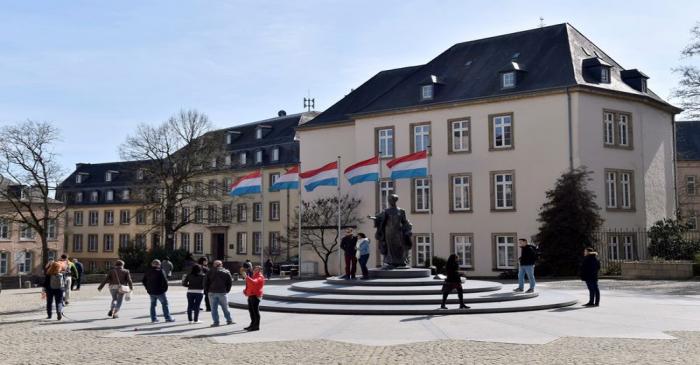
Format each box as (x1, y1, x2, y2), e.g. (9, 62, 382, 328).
(243, 265, 265, 331)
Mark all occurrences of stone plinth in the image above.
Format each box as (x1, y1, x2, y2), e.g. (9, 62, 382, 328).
(368, 267, 431, 279)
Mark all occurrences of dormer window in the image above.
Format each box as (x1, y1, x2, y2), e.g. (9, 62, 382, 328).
(226, 133, 232, 144)
(106, 190, 114, 201)
(136, 169, 144, 181)
(75, 192, 83, 203)
(75, 173, 87, 184)
(501, 72, 516, 89)
(227, 130, 241, 144)
(90, 191, 99, 202)
(122, 189, 130, 201)
(105, 172, 112, 182)
(225, 155, 232, 166)
(256, 128, 263, 139)
(271, 147, 279, 162)
(421, 85, 434, 100)
(239, 152, 247, 165)
(601, 68, 610, 83)
(255, 150, 263, 164)
(621, 69, 649, 93)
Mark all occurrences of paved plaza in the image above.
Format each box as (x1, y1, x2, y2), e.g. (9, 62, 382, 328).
(1, 279, 700, 364)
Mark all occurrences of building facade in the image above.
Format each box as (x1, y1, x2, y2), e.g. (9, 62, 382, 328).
(297, 24, 679, 276)
(58, 112, 315, 273)
(0, 182, 65, 277)
(675, 121, 700, 230)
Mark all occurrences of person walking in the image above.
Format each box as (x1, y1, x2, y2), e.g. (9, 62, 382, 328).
(142, 259, 175, 323)
(182, 264, 207, 323)
(581, 247, 601, 307)
(339, 228, 358, 279)
(71, 258, 84, 291)
(97, 260, 133, 319)
(57, 255, 76, 305)
(161, 257, 174, 280)
(206, 260, 233, 327)
(440, 254, 469, 310)
(43, 262, 65, 320)
(263, 259, 273, 280)
(356, 233, 371, 280)
(243, 265, 265, 331)
(513, 238, 537, 293)
(198, 257, 211, 312)
(243, 259, 253, 276)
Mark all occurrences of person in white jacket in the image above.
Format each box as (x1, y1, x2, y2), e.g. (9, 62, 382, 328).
(356, 233, 371, 280)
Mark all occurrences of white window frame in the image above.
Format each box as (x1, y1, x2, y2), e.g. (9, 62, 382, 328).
(119, 234, 129, 250)
(495, 235, 516, 269)
(105, 171, 112, 182)
(501, 71, 516, 88)
(226, 133, 232, 144)
(688, 215, 698, 231)
(104, 234, 114, 252)
(451, 120, 470, 152)
(237, 232, 247, 254)
(414, 178, 431, 212)
(413, 124, 430, 153)
(253, 203, 262, 222)
(122, 189, 130, 201)
(253, 232, 262, 255)
(415, 235, 432, 267)
(494, 173, 514, 210)
(604, 112, 615, 145)
(379, 180, 395, 211)
(20, 224, 34, 240)
(0, 251, 8, 275)
(225, 155, 232, 166)
(421, 84, 434, 100)
(239, 152, 247, 165)
(75, 192, 83, 203)
(452, 175, 471, 211)
(120, 209, 130, 225)
(623, 235, 634, 260)
(620, 172, 632, 209)
(104, 210, 114, 225)
(270, 202, 280, 221)
(255, 150, 263, 164)
(271, 148, 279, 161)
(619, 114, 629, 147)
(16, 251, 32, 273)
(47, 219, 57, 240)
(88, 210, 98, 226)
(106, 190, 114, 201)
(88, 234, 98, 252)
(687, 176, 697, 196)
(73, 234, 83, 252)
(601, 68, 610, 83)
(238, 204, 248, 222)
(377, 128, 394, 158)
(270, 232, 281, 254)
(0, 219, 10, 240)
(194, 232, 204, 254)
(492, 115, 513, 149)
(606, 171, 618, 209)
(180, 233, 191, 252)
(454, 234, 473, 268)
(256, 128, 263, 139)
(90, 191, 98, 202)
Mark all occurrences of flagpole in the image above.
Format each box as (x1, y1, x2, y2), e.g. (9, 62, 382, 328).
(427, 147, 433, 268)
(260, 169, 265, 267)
(337, 156, 342, 277)
(297, 184, 303, 280)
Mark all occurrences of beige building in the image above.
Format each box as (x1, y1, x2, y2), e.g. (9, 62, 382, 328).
(58, 112, 314, 272)
(675, 120, 700, 230)
(297, 24, 679, 276)
(0, 181, 65, 277)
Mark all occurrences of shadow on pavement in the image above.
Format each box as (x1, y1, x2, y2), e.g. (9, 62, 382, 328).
(184, 329, 249, 339)
(400, 314, 449, 322)
(548, 306, 586, 312)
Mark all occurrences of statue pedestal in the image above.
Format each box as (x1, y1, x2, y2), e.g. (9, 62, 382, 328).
(368, 267, 431, 279)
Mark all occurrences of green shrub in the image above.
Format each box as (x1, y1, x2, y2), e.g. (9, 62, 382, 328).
(603, 261, 621, 276)
(648, 218, 700, 260)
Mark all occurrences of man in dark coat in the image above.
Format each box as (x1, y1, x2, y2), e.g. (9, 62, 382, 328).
(142, 259, 175, 323)
(581, 247, 601, 307)
(513, 239, 537, 293)
(339, 228, 358, 279)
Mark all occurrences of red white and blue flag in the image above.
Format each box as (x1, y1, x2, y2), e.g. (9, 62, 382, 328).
(229, 171, 262, 196)
(270, 166, 300, 191)
(300, 161, 338, 192)
(387, 150, 428, 180)
(344, 156, 379, 185)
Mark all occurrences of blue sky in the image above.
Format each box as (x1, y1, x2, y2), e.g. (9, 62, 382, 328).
(1, 1, 698, 177)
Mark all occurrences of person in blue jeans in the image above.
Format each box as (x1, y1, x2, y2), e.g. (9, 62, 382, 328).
(513, 238, 537, 293)
(206, 260, 233, 327)
(142, 259, 175, 323)
(182, 264, 207, 323)
(356, 233, 371, 280)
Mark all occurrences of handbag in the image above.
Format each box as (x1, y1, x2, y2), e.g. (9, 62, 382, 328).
(115, 270, 131, 294)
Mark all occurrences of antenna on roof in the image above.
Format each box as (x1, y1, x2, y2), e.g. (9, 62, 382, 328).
(304, 89, 315, 111)
(539, 17, 545, 28)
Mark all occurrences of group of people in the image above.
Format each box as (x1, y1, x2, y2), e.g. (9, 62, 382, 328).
(93, 256, 265, 331)
(339, 228, 371, 280)
(41, 255, 84, 320)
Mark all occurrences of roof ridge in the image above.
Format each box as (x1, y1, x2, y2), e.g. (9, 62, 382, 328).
(447, 23, 568, 49)
(214, 112, 307, 132)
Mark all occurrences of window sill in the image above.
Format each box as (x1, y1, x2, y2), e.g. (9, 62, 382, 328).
(490, 208, 516, 213)
(605, 207, 636, 212)
(449, 209, 472, 214)
(447, 149, 471, 155)
(488, 146, 514, 152)
(492, 268, 515, 271)
(603, 144, 634, 150)
(411, 210, 431, 215)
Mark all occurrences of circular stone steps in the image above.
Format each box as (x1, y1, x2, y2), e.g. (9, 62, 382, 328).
(263, 286, 538, 305)
(325, 276, 451, 286)
(289, 279, 502, 295)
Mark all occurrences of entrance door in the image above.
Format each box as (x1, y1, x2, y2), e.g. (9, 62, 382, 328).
(212, 233, 226, 261)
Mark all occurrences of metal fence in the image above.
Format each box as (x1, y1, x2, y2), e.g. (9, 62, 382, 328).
(591, 228, 700, 274)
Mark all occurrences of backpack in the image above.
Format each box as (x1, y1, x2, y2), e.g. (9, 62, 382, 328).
(50, 274, 65, 290)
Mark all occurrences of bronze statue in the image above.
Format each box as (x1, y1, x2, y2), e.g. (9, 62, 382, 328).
(370, 194, 413, 269)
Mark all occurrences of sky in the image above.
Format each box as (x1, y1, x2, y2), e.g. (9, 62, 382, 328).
(1, 0, 698, 178)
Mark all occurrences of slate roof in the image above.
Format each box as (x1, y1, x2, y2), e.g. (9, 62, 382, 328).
(676, 121, 700, 161)
(302, 23, 678, 128)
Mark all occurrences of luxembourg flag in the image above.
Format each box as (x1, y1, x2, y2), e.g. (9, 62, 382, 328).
(387, 150, 428, 180)
(270, 166, 300, 191)
(344, 156, 379, 185)
(229, 171, 262, 196)
(300, 161, 338, 192)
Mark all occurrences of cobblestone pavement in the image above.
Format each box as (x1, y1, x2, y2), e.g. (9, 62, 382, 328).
(1, 280, 699, 365)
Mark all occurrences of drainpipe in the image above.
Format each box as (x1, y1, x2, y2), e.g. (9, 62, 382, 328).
(671, 115, 679, 218)
(567, 87, 574, 170)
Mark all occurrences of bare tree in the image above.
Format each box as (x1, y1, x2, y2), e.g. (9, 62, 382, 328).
(119, 109, 222, 250)
(283, 194, 363, 276)
(674, 22, 700, 118)
(0, 121, 66, 269)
